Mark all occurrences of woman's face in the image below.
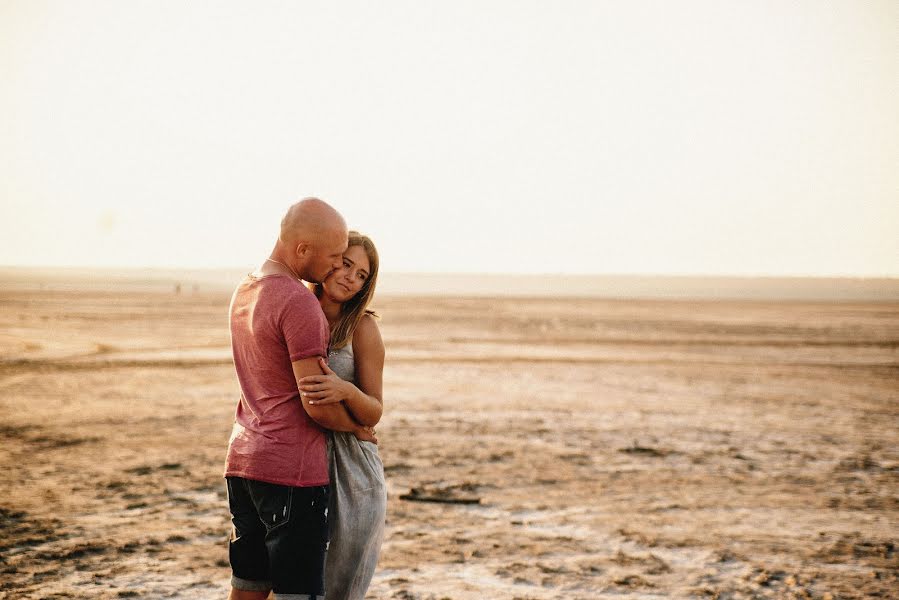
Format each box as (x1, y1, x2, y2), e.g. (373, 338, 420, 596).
(322, 244, 371, 303)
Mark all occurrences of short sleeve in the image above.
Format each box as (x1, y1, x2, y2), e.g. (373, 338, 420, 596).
(280, 288, 329, 362)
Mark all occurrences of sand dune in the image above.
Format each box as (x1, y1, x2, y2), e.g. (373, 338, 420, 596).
(0, 285, 897, 598)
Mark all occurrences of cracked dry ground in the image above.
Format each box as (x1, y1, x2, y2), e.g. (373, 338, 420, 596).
(1, 288, 897, 598)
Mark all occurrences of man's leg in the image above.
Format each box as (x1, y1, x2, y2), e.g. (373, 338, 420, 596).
(226, 477, 273, 597)
(228, 589, 269, 600)
(248, 482, 329, 599)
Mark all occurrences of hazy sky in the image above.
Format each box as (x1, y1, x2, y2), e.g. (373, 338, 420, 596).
(1, 1, 897, 276)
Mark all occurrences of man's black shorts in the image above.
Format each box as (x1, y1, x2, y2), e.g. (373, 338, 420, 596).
(226, 476, 329, 599)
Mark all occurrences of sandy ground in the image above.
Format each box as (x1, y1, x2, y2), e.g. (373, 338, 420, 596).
(0, 285, 897, 599)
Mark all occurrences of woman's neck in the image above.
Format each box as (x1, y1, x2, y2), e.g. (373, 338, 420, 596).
(318, 293, 343, 325)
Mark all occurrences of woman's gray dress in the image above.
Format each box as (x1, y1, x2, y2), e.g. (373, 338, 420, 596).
(324, 342, 387, 600)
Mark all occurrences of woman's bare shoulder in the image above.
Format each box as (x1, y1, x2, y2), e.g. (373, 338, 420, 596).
(353, 313, 384, 352)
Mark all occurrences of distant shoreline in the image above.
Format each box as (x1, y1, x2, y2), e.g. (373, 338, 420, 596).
(1, 266, 898, 301)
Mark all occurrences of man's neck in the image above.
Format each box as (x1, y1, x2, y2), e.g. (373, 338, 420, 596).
(262, 255, 300, 279)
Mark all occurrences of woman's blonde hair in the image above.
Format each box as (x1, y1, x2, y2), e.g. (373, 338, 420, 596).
(312, 231, 379, 350)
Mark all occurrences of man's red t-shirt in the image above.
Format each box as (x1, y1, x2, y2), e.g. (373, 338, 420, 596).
(224, 273, 331, 487)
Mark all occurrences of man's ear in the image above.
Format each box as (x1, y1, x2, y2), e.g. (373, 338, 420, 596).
(295, 242, 310, 257)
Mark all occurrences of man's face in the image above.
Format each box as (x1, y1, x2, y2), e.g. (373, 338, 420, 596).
(306, 229, 348, 283)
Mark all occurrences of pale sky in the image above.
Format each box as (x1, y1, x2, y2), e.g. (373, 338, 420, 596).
(1, 1, 897, 276)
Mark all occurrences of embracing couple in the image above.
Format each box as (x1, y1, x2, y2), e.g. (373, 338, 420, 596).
(224, 198, 386, 600)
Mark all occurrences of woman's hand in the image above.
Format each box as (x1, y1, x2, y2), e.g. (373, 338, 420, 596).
(298, 357, 350, 406)
(354, 426, 378, 445)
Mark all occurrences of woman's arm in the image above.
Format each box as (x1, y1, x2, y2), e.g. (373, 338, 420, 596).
(346, 314, 385, 426)
(297, 314, 385, 427)
(292, 356, 376, 440)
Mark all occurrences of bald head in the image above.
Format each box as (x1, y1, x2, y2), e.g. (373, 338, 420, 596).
(280, 197, 347, 245)
(275, 197, 348, 283)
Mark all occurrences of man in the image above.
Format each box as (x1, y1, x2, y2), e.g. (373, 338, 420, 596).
(224, 197, 373, 600)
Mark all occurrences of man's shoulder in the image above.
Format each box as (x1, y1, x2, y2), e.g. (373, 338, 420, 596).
(232, 276, 321, 318)
(282, 281, 321, 311)
(250, 275, 316, 300)
(272, 281, 326, 326)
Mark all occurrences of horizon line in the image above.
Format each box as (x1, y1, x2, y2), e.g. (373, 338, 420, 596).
(1, 264, 897, 281)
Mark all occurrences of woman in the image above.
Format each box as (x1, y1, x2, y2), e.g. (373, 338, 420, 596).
(298, 231, 387, 600)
